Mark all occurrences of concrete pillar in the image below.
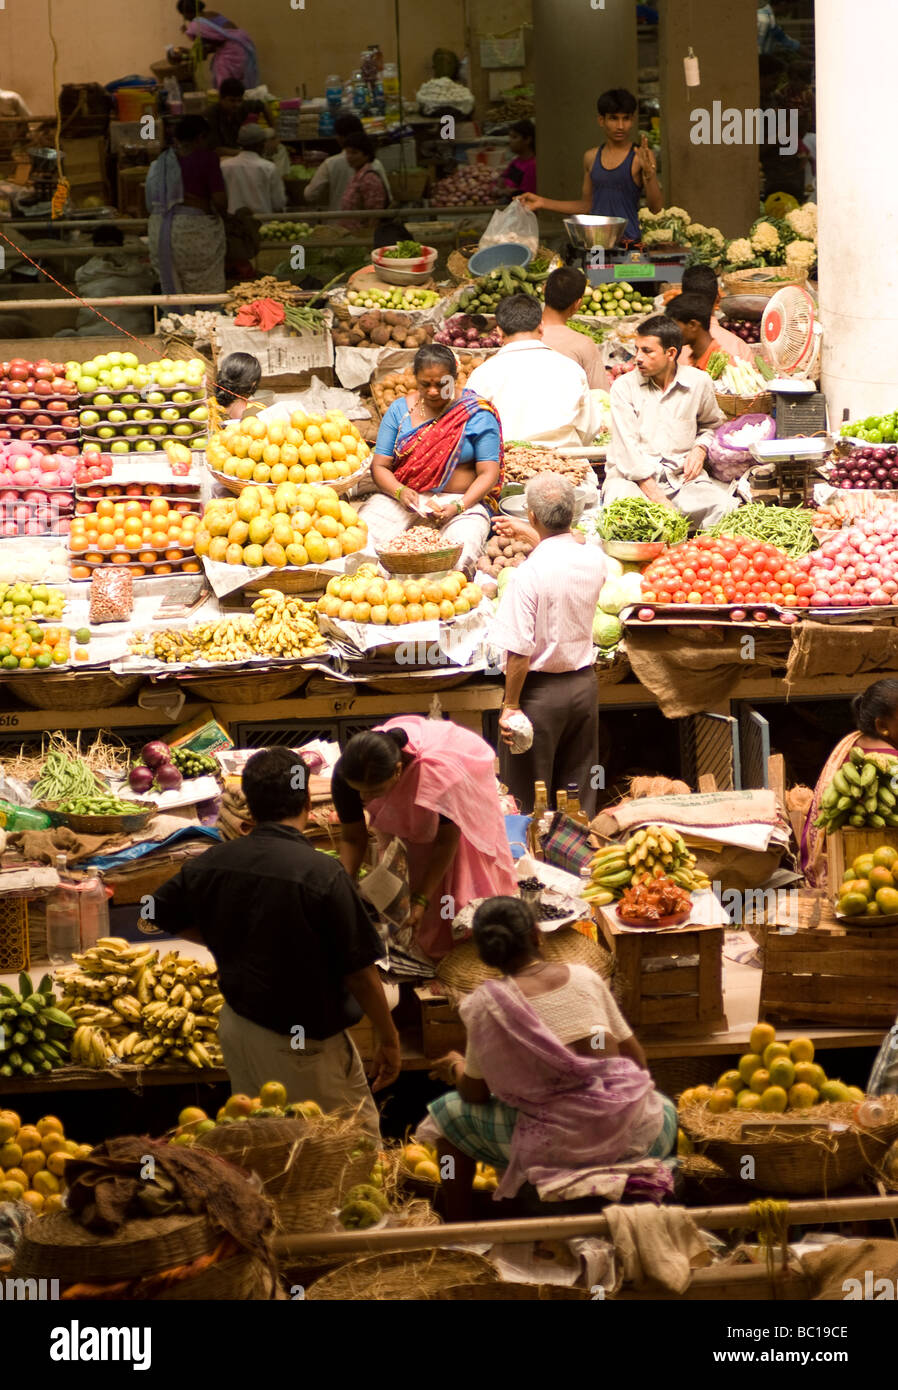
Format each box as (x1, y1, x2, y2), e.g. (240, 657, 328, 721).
(532, 0, 637, 202)
(659, 1, 759, 235)
(817, 0, 895, 420)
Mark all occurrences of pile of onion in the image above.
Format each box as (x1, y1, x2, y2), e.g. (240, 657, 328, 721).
(129, 740, 183, 794)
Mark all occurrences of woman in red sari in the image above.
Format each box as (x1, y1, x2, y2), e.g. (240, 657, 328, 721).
(802, 679, 898, 887)
(358, 345, 503, 573)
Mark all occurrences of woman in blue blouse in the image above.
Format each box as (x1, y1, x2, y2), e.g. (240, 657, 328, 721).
(357, 345, 504, 572)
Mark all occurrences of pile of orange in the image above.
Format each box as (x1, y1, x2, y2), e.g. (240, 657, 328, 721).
(68, 496, 201, 580)
(0, 620, 77, 669)
(206, 409, 370, 487)
(0, 1109, 92, 1214)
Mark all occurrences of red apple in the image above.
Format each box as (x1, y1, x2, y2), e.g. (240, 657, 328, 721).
(61, 415, 78, 427)
(7, 363, 29, 381)
(57, 445, 79, 456)
(33, 363, 53, 381)
(7, 381, 27, 396)
(7, 414, 23, 426)
(20, 428, 39, 441)
(33, 413, 52, 426)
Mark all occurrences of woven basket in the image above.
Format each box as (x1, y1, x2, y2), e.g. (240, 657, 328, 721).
(13, 1211, 219, 1281)
(375, 542, 463, 575)
(434, 1281, 588, 1301)
(180, 669, 310, 703)
(721, 267, 808, 299)
(305, 1247, 496, 1300)
(39, 799, 158, 836)
(195, 1113, 372, 1203)
(437, 926, 612, 997)
(207, 463, 369, 498)
(244, 566, 335, 595)
(596, 649, 631, 687)
(358, 670, 474, 695)
(156, 1252, 275, 1300)
(679, 1098, 898, 1196)
(6, 671, 144, 711)
(716, 390, 775, 419)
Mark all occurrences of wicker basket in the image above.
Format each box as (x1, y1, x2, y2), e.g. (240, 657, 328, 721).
(375, 542, 463, 574)
(156, 1252, 276, 1300)
(5, 671, 144, 711)
(305, 1247, 496, 1300)
(716, 390, 775, 419)
(38, 799, 158, 836)
(679, 1098, 898, 1196)
(596, 648, 631, 687)
(358, 670, 474, 694)
(13, 1211, 220, 1281)
(434, 1282, 589, 1301)
(0, 896, 28, 973)
(179, 669, 311, 703)
(238, 566, 334, 596)
(721, 267, 808, 299)
(437, 926, 612, 997)
(207, 463, 370, 497)
(390, 169, 431, 202)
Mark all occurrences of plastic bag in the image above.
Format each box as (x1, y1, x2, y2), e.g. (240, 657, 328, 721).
(478, 200, 539, 257)
(89, 568, 133, 624)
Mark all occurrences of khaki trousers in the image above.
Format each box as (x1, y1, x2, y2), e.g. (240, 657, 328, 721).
(217, 1003, 381, 1136)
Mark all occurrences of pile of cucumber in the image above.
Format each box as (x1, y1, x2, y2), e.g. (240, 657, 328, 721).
(453, 260, 550, 314)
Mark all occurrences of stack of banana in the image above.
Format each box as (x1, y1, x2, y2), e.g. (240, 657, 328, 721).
(250, 589, 327, 659)
(583, 825, 711, 907)
(55, 940, 224, 1070)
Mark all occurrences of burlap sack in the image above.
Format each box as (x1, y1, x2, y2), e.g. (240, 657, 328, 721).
(799, 1238, 898, 1301)
(787, 621, 898, 682)
(624, 626, 789, 718)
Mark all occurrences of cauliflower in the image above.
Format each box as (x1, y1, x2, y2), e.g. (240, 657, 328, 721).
(786, 202, 817, 242)
(725, 237, 755, 267)
(663, 207, 691, 223)
(639, 208, 660, 226)
(642, 226, 680, 246)
(750, 220, 781, 255)
(687, 223, 725, 249)
(785, 239, 816, 270)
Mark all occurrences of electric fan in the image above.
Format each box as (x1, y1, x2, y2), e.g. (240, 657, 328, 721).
(761, 285, 821, 380)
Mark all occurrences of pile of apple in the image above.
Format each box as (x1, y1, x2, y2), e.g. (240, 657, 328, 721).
(65, 353, 206, 394)
(0, 358, 80, 455)
(75, 354, 209, 456)
(73, 455, 114, 487)
(0, 442, 76, 537)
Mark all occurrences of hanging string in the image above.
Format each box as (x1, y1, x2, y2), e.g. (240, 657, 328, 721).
(47, 0, 71, 218)
(750, 1197, 791, 1283)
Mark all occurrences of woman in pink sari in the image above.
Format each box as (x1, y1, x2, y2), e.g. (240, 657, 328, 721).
(422, 897, 676, 1219)
(178, 0, 260, 88)
(333, 717, 517, 959)
(801, 679, 898, 887)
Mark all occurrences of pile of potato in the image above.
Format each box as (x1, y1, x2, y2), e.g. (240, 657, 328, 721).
(372, 354, 486, 415)
(331, 311, 434, 351)
(475, 532, 534, 578)
(503, 445, 591, 486)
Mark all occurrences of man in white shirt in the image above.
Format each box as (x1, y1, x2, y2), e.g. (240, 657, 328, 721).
(221, 123, 287, 215)
(605, 314, 738, 527)
(491, 473, 606, 815)
(304, 113, 392, 211)
(466, 295, 602, 448)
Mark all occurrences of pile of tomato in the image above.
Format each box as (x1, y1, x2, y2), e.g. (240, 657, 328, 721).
(640, 535, 809, 607)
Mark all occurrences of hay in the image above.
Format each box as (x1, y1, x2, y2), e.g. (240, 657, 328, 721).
(680, 1097, 898, 1145)
(305, 1247, 495, 1300)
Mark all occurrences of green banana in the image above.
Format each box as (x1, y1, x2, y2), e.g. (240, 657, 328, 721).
(18, 971, 33, 998)
(39, 1006, 75, 1028)
(595, 868, 633, 887)
(849, 812, 866, 827)
(833, 770, 851, 796)
(868, 813, 887, 828)
(860, 763, 878, 787)
(843, 763, 861, 786)
(850, 746, 866, 767)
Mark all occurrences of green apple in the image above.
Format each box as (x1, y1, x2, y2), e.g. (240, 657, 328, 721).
(79, 376, 97, 392)
(79, 410, 100, 426)
(96, 426, 115, 439)
(160, 407, 180, 421)
(134, 439, 156, 451)
(92, 356, 110, 371)
(123, 426, 141, 437)
(107, 352, 123, 366)
(107, 408, 127, 422)
(133, 408, 153, 421)
(148, 424, 166, 436)
(65, 360, 80, 372)
(147, 390, 165, 404)
(172, 390, 192, 403)
(121, 352, 139, 368)
(65, 367, 81, 383)
(172, 423, 193, 436)
(156, 374, 177, 389)
(121, 392, 140, 405)
(94, 393, 113, 407)
(109, 440, 130, 453)
(188, 405, 208, 421)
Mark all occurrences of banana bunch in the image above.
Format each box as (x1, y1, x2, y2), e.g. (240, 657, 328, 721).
(130, 617, 256, 665)
(0, 970, 75, 1076)
(250, 589, 327, 659)
(815, 745, 898, 831)
(623, 826, 710, 890)
(583, 845, 633, 905)
(56, 939, 223, 1070)
(136, 950, 224, 1069)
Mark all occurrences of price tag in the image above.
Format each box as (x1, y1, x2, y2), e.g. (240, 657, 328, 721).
(615, 263, 655, 279)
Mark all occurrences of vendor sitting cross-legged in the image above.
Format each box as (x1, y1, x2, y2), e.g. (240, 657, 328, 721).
(355, 344, 503, 574)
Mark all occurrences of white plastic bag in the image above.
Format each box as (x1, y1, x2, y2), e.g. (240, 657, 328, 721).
(478, 201, 539, 257)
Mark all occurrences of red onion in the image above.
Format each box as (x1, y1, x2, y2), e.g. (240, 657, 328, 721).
(155, 763, 183, 791)
(141, 740, 171, 769)
(128, 765, 155, 793)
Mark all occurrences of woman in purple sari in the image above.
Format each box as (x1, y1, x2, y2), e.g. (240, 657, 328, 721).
(425, 897, 676, 1219)
(177, 0, 260, 88)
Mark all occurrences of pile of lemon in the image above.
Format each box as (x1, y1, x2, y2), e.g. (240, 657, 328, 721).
(836, 844, 898, 918)
(679, 1024, 864, 1115)
(206, 410, 370, 487)
(196, 483, 367, 568)
(0, 1109, 91, 1214)
(317, 565, 482, 624)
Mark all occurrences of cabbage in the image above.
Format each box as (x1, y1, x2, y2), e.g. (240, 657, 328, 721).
(496, 566, 515, 595)
(592, 610, 622, 648)
(602, 555, 624, 581)
(598, 571, 642, 615)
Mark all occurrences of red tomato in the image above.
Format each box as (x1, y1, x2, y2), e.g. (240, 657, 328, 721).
(672, 589, 687, 603)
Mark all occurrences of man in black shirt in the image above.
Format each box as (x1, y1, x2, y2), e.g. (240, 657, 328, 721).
(147, 746, 399, 1133)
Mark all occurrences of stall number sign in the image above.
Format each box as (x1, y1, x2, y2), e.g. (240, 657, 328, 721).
(615, 263, 654, 279)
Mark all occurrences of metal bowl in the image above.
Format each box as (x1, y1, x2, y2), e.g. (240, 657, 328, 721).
(563, 216, 627, 251)
(601, 538, 667, 562)
(499, 489, 588, 523)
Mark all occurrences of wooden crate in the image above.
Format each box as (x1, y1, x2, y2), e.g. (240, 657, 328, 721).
(760, 891, 898, 1028)
(594, 909, 726, 1035)
(415, 985, 467, 1057)
(826, 827, 898, 888)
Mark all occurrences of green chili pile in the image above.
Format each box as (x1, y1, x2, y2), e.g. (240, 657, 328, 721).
(597, 498, 690, 545)
(707, 503, 818, 557)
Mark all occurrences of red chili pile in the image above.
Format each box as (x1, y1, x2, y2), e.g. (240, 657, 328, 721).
(640, 534, 805, 607)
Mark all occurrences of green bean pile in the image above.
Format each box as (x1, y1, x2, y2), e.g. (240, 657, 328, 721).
(33, 746, 103, 803)
(598, 498, 690, 545)
(707, 503, 818, 557)
(283, 302, 326, 334)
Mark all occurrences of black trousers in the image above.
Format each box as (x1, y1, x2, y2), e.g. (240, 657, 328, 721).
(499, 666, 599, 816)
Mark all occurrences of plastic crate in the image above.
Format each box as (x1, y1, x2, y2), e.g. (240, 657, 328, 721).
(0, 897, 29, 973)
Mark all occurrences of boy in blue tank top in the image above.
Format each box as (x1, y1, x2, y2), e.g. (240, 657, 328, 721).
(518, 88, 661, 244)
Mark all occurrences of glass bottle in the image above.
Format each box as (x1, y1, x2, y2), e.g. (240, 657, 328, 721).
(527, 780, 548, 856)
(566, 783, 589, 826)
(78, 872, 110, 951)
(382, 62, 400, 119)
(46, 853, 81, 966)
(556, 789, 568, 814)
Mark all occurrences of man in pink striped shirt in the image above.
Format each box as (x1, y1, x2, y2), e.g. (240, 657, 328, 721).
(490, 473, 606, 815)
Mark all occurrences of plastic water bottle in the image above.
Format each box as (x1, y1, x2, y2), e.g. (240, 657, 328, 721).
(46, 853, 81, 966)
(78, 873, 110, 951)
(0, 799, 52, 830)
(855, 1098, 887, 1127)
(325, 74, 343, 112)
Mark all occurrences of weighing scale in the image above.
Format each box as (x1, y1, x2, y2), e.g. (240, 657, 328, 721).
(749, 432, 833, 506)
